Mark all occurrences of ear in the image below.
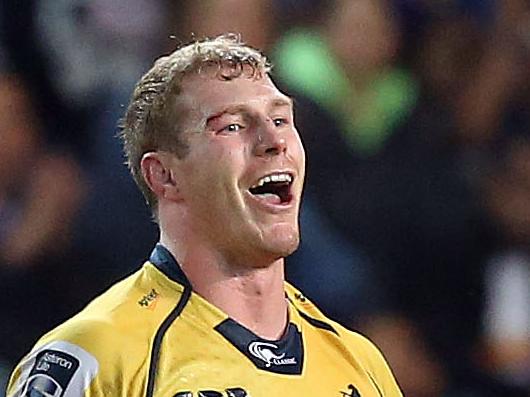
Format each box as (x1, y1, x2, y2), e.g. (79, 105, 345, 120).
(140, 152, 183, 202)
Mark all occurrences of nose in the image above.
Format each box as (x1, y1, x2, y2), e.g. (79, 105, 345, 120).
(254, 120, 287, 157)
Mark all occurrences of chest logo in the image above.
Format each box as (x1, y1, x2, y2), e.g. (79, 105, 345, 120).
(247, 341, 296, 367)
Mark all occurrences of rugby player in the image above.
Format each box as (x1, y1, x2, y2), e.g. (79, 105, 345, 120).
(7, 35, 402, 397)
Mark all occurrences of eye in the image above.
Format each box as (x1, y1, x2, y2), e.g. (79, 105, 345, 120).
(273, 118, 288, 127)
(222, 123, 244, 133)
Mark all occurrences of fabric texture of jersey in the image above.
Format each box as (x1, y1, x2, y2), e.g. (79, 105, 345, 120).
(7, 244, 403, 397)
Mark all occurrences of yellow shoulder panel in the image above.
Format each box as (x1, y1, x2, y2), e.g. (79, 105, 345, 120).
(7, 263, 187, 397)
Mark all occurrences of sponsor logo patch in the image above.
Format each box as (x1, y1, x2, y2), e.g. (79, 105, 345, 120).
(23, 350, 79, 397)
(138, 288, 160, 310)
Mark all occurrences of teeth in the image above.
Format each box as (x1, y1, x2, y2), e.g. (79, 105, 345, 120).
(259, 176, 271, 186)
(252, 173, 293, 188)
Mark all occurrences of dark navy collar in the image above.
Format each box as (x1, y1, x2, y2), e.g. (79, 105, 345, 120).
(215, 319, 304, 375)
(149, 243, 192, 288)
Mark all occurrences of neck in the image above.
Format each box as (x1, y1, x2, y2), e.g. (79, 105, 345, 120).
(160, 231, 289, 340)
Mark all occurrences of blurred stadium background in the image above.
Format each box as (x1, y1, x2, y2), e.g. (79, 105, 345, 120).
(1, 0, 529, 396)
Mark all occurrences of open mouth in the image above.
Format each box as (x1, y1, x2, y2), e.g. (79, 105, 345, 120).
(248, 172, 294, 205)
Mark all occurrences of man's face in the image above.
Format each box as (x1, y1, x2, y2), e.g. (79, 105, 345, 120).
(170, 69, 306, 265)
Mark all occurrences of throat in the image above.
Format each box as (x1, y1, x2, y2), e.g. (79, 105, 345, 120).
(202, 265, 288, 340)
(230, 297, 289, 340)
(178, 247, 288, 339)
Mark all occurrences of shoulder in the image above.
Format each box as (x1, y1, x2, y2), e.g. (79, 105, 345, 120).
(7, 288, 146, 396)
(6, 308, 141, 397)
(285, 283, 403, 396)
(7, 263, 186, 397)
(285, 282, 349, 336)
(286, 281, 384, 358)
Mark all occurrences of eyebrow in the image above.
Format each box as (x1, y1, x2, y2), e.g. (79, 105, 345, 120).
(270, 97, 294, 109)
(205, 97, 294, 127)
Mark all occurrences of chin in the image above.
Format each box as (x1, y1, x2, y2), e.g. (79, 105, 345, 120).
(236, 221, 301, 267)
(262, 224, 300, 259)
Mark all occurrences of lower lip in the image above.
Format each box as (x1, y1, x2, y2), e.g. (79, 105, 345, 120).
(245, 191, 295, 213)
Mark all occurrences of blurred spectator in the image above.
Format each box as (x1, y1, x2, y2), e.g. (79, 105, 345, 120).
(442, 3, 530, 392)
(0, 0, 167, 381)
(290, 71, 450, 397)
(274, 0, 418, 158)
(0, 75, 84, 367)
(0, 74, 83, 278)
(1, 0, 170, 156)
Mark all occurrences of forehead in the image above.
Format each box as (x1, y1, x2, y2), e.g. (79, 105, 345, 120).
(178, 70, 291, 118)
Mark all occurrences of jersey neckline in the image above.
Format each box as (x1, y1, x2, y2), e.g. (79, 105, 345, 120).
(148, 243, 306, 375)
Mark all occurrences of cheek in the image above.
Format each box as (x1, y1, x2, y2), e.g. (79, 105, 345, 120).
(186, 141, 246, 194)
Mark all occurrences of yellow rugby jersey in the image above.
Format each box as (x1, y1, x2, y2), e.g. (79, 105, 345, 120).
(7, 244, 402, 397)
